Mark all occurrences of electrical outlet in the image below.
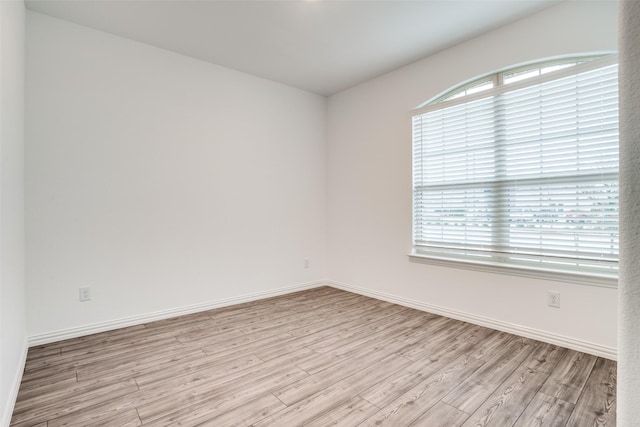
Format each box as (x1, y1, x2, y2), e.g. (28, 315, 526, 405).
(548, 291, 560, 308)
(304, 259, 310, 269)
(79, 287, 91, 302)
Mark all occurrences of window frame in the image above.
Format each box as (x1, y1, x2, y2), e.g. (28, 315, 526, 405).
(409, 54, 619, 288)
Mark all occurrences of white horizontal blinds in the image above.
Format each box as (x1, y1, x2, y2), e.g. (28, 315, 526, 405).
(500, 64, 619, 274)
(412, 61, 619, 277)
(412, 96, 496, 258)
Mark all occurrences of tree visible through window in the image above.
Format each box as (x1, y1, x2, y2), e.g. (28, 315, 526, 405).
(411, 55, 619, 282)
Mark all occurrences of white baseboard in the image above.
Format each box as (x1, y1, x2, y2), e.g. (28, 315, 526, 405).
(26, 278, 616, 358)
(327, 280, 617, 361)
(28, 280, 326, 347)
(1, 337, 28, 427)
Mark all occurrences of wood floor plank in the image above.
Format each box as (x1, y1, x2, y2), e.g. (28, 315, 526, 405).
(396, 316, 463, 346)
(142, 392, 286, 427)
(360, 354, 485, 426)
(16, 369, 77, 396)
(48, 407, 142, 427)
(306, 312, 412, 354)
(251, 331, 329, 361)
(411, 401, 471, 427)
(199, 331, 293, 357)
(273, 337, 408, 406)
(74, 343, 202, 382)
(187, 393, 286, 427)
(26, 335, 182, 373)
(56, 325, 169, 357)
(513, 392, 575, 427)
(46, 324, 147, 350)
(238, 310, 333, 335)
(455, 324, 495, 345)
(442, 337, 536, 414)
(134, 352, 263, 389)
(23, 352, 75, 373)
(565, 357, 616, 427)
(138, 364, 307, 424)
(11, 422, 48, 427)
(134, 349, 316, 423)
(313, 295, 386, 318)
(253, 354, 413, 427)
(287, 303, 405, 339)
(25, 345, 61, 361)
(10, 288, 616, 426)
(77, 347, 207, 384)
(361, 327, 495, 405)
(467, 330, 514, 361)
(28, 356, 297, 427)
(297, 316, 422, 375)
(171, 325, 244, 344)
(11, 379, 139, 425)
(397, 326, 493, 365)
(538, 350, 597, 404)
(360, 337, 480, 408)
(19, 364, 78, 389)
(245, 295, 394, 340)
(522, 342, 568, 375)
(398, 320, 477, 361)
(13, 375, 137, 415)
(460, 365, 548, 427)
(304, 396, 379, 427)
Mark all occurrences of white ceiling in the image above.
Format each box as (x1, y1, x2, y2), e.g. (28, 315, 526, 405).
(25, 0, 562, 96)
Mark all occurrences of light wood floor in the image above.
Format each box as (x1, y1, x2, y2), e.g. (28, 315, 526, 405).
(11, 287, 616, 426)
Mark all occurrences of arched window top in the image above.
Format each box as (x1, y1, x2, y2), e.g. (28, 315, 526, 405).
(423, 53, 613, 107)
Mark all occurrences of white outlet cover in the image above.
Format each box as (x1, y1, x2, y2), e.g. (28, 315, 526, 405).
(79, 287, 91, 302)
(548, 291, 560, 308)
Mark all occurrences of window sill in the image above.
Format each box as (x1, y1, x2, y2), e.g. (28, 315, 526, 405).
(408, 253, 618, 288)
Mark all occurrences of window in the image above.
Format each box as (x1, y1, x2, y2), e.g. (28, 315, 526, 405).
(411, 55, 619, 285)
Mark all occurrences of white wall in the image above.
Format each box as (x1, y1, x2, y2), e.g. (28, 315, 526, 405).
(0, 0, 26, 424)
(327, 1, 619, 354)
(618, 0, 640, 423)
(23, 0, 621, 356)
(25, 12, 327, 337)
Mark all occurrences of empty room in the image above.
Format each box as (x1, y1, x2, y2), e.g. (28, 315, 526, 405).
(1, 0, 639, 425)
